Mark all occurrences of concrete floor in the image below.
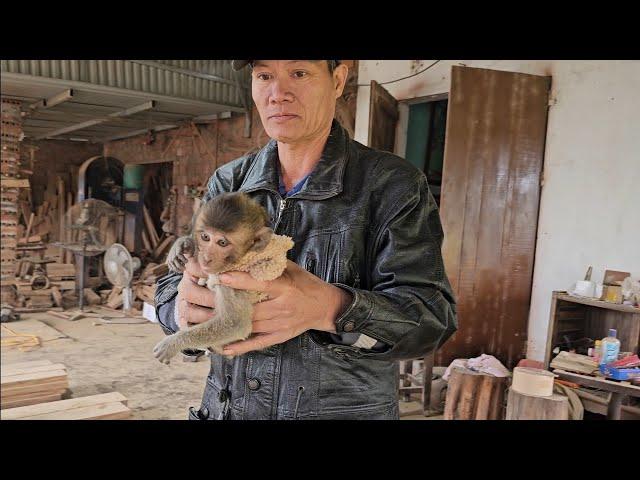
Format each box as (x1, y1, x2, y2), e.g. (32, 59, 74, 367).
(1, 312, 443, 420)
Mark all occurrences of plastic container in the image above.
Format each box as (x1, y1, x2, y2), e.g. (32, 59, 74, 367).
(599, 329, 621, 365)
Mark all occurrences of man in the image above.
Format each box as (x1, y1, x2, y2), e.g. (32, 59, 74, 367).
(155, 60, 457, 420)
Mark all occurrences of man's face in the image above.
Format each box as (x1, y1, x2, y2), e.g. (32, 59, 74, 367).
(251, 60, 348, 144)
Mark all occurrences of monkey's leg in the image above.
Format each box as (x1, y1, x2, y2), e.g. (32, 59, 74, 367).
(152, 289, 253, 364)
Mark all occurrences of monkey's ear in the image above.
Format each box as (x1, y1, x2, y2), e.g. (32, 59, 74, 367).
(251, 227, 273, 252)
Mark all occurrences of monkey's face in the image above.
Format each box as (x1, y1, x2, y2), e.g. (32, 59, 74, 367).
(194, 217, 272, 274)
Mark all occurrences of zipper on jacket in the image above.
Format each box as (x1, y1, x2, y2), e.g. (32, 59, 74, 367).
(274, 198, 287, 232)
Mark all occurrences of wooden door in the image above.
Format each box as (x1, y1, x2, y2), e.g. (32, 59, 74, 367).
(368, 80, 399, 152)
(437, 66, 551, 369)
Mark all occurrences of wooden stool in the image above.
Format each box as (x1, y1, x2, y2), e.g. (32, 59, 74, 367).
(399, 353, 442, 416)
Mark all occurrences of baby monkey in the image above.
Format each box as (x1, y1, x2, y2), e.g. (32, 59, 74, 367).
(153, 192, 292, 363)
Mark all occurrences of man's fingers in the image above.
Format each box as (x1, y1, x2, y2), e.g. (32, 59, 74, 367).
(222, 332, 284, 356)
(251, 300, 281, 322)
(178, 277, 216, 308)
(251, 320, 283, 333)
(177, 299, 214, 326)
(219, 271, 272, 292)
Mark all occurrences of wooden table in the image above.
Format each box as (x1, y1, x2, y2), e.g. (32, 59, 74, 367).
(553, 369, 640, 420)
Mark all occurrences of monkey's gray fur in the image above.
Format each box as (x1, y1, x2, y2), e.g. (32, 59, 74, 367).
(153, 193, 293, 364)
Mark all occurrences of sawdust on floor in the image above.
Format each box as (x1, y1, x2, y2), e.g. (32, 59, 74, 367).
(1, 312, 443, 420)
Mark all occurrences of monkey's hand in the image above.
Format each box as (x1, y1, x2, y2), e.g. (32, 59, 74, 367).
(153, 335, 181, 364)
(166, 236, 196, 273)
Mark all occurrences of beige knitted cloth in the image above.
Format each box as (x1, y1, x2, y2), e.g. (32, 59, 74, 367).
(202, 234, 294, 304)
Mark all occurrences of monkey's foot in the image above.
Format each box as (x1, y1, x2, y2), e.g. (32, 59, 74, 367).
(153, 337, 180, 364)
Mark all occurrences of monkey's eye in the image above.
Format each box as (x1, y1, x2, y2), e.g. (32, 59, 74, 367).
(200, 232, 210, 242)
(217, 238, 229, 247)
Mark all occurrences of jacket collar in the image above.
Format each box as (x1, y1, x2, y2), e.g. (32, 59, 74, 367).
(239, 119, 349, 200)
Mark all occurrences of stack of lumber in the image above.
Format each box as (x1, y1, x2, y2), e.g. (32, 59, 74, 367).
(1, 360, 68, 409)
(1, 98, 25, 278)
(1, 392, 131, 420)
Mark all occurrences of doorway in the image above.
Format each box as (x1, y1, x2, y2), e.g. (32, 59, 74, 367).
(404, 98, 448, 206)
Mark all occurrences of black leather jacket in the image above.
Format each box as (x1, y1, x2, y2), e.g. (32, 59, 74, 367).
(155, 120, 457, 420)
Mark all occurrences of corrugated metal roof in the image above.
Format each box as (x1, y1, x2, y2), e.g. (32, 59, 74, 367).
(0, 60, 251, 143)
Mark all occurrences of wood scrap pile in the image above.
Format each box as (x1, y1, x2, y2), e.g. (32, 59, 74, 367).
(1, 360, 68, 409)
(1, 98, 27, 289)
(1, 391, 131, 420)
(141, 203, 175, 263)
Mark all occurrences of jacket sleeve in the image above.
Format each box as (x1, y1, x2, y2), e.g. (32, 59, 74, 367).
(319, 172, 458, 362)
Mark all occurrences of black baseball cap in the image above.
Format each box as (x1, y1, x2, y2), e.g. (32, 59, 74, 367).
(231, 60, 340, 71)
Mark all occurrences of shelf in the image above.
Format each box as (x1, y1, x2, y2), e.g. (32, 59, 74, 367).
(555, 292, 640, 315)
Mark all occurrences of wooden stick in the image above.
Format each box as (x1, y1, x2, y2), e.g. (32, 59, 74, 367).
(143, 205, 159, 247)
(58, 177, 65, 261)
(24, 213, 35, 241)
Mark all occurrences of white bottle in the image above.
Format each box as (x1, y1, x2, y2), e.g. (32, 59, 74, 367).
(599, 329, 621, 365)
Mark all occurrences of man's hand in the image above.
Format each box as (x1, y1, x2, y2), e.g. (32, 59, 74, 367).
(175, 255, 216, 330)
(219, 260, 352, 356)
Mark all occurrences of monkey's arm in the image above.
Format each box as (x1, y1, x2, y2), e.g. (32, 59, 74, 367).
(166, 236, 197, 273)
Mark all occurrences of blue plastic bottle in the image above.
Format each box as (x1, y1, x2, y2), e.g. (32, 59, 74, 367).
(599, 329, 621, 365)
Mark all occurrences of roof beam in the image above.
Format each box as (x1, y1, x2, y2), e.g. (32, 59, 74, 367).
(96, 124, 179, 143)
(28, 89, 74, 111)
(130, 60, 240, 87)
(35, 100, 156, 140)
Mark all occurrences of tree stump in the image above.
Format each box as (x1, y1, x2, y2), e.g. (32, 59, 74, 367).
(506, 388, 569, 420)
(444, 367, 508, 420)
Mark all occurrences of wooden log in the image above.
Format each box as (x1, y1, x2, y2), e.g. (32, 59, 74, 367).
(505, 388, 569, 420)
(444, 367, 508, 420)
(83, 288, 101, 306)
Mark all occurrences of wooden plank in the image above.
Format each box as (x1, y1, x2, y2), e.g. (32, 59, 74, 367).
(1, 392, 128, 419)
(556, 292, 640, 314)
(51, 287, 63, 307)
(9, 401, 131, 420)
(141, 228, 152, 252)
(2, 363, 66, 378)
(1, 392, 63, 410)
(1, 359, 53, 370)
(0, 178, 30, 188)
(1, 380, 68, 398)
(0, 318, 67, 342)
(23, 212, 35, 240)
(0, 370, 67, 388)
(46, 263, 75, 277)
(153, 235, 175, 259)
(143, 205, 160, 247)
(553, 369, 640, 397)
(50, 280, 75, 291)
